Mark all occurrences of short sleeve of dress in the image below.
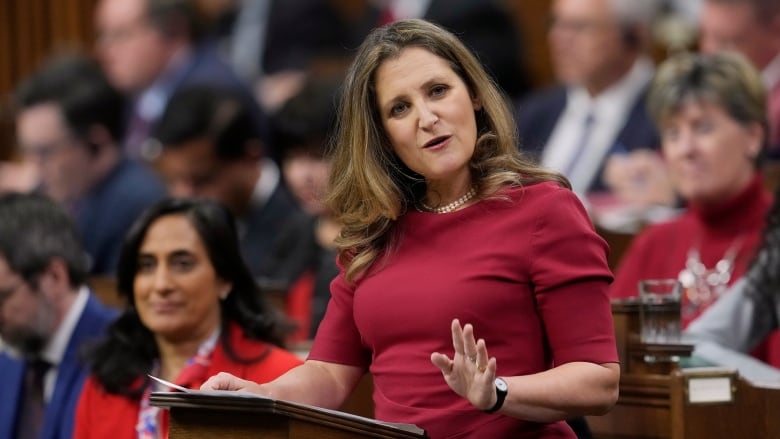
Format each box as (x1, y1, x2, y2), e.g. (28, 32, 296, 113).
(307, 269, 371, 369)
(529, 185, 618, 365)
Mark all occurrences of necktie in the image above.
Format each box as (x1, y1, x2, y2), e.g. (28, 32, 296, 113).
(124, 109, 152, 161)
(17, 359, 50, 439)
(563, 111, 596, 178)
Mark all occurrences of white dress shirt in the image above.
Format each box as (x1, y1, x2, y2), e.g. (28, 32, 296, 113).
(761, 51, 780, 92)
(39, 286, 90, 402)
(542, 57, 655, 196)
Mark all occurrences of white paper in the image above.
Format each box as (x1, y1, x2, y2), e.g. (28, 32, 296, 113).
(147, 374, 193, 393)
(147, 375, 275, 398)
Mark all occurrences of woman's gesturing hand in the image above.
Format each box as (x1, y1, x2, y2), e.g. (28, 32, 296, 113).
(431, 319, 499, 411)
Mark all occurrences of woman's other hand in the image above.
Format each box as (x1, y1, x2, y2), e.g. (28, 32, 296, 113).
(200, 372, 264, 394)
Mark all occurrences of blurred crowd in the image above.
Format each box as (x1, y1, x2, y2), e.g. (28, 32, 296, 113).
(1, 0, 779, 341)
(1, 0, 780, 436)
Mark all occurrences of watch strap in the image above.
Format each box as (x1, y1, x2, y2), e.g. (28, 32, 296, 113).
(484, 378, 508, 414)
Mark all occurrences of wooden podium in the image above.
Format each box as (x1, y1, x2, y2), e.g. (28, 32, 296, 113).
(151, 391, 427, 439)
(587, 300, 780, 438)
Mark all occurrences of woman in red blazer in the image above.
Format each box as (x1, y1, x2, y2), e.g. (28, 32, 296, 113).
(74, 198, 302, 439)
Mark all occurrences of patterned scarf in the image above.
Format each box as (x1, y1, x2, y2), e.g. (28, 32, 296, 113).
(136, 329, 220, 439)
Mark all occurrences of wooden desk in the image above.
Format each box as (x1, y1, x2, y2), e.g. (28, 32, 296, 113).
(668, 369, 780, 438)
(589, 368, 780, 439)
(596, 225, 638, 272)
(588, 301, 780, 439)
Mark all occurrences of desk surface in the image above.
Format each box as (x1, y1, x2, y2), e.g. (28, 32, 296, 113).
(151, 391, 426, 439)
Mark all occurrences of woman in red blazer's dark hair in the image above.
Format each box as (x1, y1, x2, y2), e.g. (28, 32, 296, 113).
(75, 198, 301, 438)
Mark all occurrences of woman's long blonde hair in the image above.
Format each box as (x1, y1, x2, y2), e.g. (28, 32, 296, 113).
(327, 19, 567, 282)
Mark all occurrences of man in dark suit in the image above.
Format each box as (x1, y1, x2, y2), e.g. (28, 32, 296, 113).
(0, 193, 117, 439)
(94, 0, 266, 162)
(152, 85, 309, 287)
(517, 0, 663, 201)
(14, 54, 165, 274)
(371, 0, 531, 101)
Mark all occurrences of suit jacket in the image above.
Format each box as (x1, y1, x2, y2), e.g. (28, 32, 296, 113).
(357, 0, 530, 100)
(73, 324, 303, 439)
(0, 293, 117, 439)
(127, 42, 270, 160)
(423, 0, 531, 99)
(241, 182, 310, 285)
(262, 0, 364, 75)
(516, 85, 660, 193)
(76, 159, 165, 274)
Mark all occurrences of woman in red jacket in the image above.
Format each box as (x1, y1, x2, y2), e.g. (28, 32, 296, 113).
(74, 198, 302, 438)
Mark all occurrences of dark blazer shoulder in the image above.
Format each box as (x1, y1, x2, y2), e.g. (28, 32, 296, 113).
(0, 353, 25, 439)
(615, 88, 660, 152)
(590, 87, 660, 192)
(424, 0, 531, 98)
(515, 86, 568, 158)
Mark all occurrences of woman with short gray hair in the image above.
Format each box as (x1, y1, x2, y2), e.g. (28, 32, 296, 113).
(611, 52, 774, 351)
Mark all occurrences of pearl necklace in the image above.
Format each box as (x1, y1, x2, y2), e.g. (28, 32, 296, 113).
(418, 187, 477, 214)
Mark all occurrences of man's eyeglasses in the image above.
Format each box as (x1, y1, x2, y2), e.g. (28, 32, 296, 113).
(0, 281, 25, 306)
(549, 16, 615, 36)
(19, 136, 77, 162)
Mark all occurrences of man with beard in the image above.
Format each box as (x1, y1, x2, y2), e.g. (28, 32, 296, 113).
(0, 193, 117, 439)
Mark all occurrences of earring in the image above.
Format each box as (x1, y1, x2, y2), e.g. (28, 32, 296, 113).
(219, 289, 230, 300)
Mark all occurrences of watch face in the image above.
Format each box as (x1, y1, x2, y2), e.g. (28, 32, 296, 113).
(495, 378, 508, 392)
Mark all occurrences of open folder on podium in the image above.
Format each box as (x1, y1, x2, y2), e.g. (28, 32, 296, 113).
(150, 386, 427, 439)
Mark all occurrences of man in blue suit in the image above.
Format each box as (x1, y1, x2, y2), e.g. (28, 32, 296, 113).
(517, 0, 666, 204)
(0, 193, 117, 439)
(94, 0, 267, 162)
(14, 54, 166, 275)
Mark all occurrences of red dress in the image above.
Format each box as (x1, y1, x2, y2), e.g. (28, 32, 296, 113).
(73, 324, 302, 439)
(310, 182, 618, 439)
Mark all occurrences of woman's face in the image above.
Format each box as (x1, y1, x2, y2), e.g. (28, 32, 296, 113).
(374, 47, 480, 191)
(133, 214, 230, 342)
(661, 100, 761, 205)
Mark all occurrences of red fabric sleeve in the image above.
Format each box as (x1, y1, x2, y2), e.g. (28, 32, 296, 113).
(210, 324, 304, 383)
(73, 377, 94, 439)
(285, 271, 316, 344)
(307, 271, 371, 369)
(241, 347, 304, 382)
(72, 377, 139, 439)
(529, 186, 619, 365)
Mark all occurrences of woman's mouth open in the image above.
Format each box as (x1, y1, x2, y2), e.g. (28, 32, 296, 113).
(423, 135, 451, 149)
